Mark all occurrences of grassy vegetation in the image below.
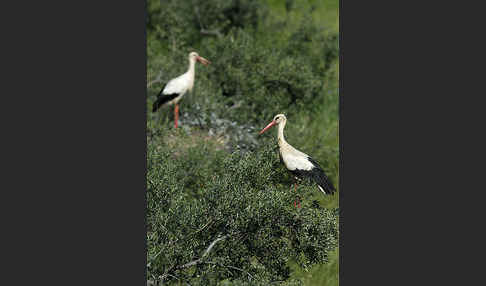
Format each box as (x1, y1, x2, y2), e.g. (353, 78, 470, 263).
(147, 0, 339, 285)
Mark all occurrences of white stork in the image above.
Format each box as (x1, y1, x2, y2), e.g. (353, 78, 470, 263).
(152, 52, 210, 128)
(259, 114, 336, 208)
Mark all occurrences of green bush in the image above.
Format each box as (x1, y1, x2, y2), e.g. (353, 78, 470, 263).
(147, 138, 338, 285)
(147, 0, 264, 50)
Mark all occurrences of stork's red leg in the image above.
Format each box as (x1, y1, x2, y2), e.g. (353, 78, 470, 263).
(174, 104, 179, 128)
(293, 183, 301, 208)
(293, 183, 297, 208)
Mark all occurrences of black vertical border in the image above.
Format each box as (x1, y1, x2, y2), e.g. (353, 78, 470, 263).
(1, 1, 148, 285)
(336, 1, 474, 285)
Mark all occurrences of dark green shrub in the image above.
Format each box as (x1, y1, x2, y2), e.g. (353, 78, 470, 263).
(147, 0, 264, 50)
(147, 0, 339, 145)
(147, 139, 339, 285)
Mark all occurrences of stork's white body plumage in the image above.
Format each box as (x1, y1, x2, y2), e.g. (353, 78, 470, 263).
(279, 140, 315, 172)
(152, 52, 210, 128)
(160, 62, 195, 105)
(260, 114, 336, 200)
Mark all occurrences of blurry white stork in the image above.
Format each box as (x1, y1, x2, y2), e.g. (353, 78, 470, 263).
(259, 114, 336, 208)
(152, 52, 210, 128)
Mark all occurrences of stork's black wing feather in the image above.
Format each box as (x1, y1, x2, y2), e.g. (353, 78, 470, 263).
(278, 150, 284, 164)
(306, 156, 336, 195)
(152, 84, 179, 112)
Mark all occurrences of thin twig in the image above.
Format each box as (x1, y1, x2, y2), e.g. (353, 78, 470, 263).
(147, 71, 164, 88)
(194, 218, 213, 235)
(202, 235, 227, 258)
(179, 235, 228, 269)
(200, 29, 222, 37)
(160, 273, 179, 281)
(154, 232, 235, 283)
(148, 218, 215, 267)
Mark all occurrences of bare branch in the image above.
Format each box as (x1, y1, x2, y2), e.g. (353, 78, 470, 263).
(153, 233, 234, 283)
(147, 71, 164, 88)
(148, 219, 217, 268)
(179, 259, 200, 269)
(200, 29, 222, 38)
(202, 235, 227, 258)
(159, 273, 179, 281)
(179, 235, 228, 269)
(193, 218, 213, 235)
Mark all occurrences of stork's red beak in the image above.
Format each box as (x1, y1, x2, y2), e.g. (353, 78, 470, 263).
(259, 120, 276, 134)
(197, 56, 211, 66)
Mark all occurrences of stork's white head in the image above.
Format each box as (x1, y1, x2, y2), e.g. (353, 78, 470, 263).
(273, 114, 287, 124)
(189, 51, 211, 66)
(259, 114, 287, 134)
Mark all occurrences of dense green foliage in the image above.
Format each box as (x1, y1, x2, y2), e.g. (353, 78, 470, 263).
(147, 0, 339, 285)
(147, 136, 338, 285)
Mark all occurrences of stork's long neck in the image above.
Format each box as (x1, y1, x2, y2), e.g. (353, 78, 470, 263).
(188, 58, 196, 77)
(186, 58, 197, 91)
(277, 120, 287, 147)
